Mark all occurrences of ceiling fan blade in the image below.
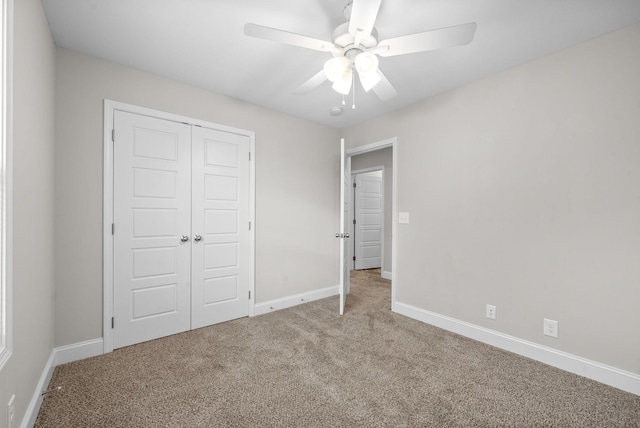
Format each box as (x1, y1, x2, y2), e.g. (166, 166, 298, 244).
(376, 22, 477, 58)
(244, 23, 337, 53)
(294, 70, 328, 94)
(372, 70, 397, 100)
(349, 0, 382, 42)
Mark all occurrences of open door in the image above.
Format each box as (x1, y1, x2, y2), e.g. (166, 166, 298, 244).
(338, 139, 351, 315)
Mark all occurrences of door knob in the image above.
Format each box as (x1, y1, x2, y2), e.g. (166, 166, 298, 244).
(335, 233, 341, 238)
(180, 235, 189, 242)
(344, 233, 350, 238)
(194, 235, 202, 242)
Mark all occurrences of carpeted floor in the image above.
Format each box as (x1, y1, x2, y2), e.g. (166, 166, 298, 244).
(36, 269, 640, 427)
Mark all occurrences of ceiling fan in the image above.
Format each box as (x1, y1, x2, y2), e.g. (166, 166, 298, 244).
(244, 0, 477, 101)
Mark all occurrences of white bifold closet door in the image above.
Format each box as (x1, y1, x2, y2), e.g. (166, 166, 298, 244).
(191, 126, 249, 329)
(113, 111, 249, 349)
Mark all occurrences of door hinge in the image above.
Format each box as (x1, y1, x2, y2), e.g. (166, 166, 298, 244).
(111, 129, 115, 142)
(353, 219, 356, 225)
(353, 256, 356, 261)
(249, 152, 251, 161)
(248, 291, 251, 300)
(111, 223, 115, 235)
(249, 221, 252, 230)
(111, 317, 114, 329)
(353, 182, 356, 188)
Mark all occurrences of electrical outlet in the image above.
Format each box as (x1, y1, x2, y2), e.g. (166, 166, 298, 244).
(486, 304, 496, 320)
(544, 318, 558, 338)
(7, 394, 15, 428)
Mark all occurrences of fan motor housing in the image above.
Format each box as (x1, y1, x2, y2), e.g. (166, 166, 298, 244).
(331, 22, 378, 57)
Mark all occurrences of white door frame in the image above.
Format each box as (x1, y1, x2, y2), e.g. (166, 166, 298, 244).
(102, 99, 256, 353)
(350, 166, 385, 273)
(346, 137, 397, 311)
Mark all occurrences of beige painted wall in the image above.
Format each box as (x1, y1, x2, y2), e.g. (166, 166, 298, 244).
(351, 147, 393, 274)
(343, 23, 640, 374)
(54, 48, 340, 347)
(0, 0, 56, 425)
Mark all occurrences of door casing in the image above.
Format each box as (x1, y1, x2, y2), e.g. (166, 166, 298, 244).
(103, 100, 256, 353)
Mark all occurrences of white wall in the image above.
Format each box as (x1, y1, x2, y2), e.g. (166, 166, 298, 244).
(343, 23, 640, 374)
(0, 0, 56, 424)
(54, 48, 340, 347)
(351, 147, 393, 274)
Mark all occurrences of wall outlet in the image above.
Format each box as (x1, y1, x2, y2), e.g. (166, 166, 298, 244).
(398, 212, 410, 224)
(544, 318, 559, 338)
(486, 304, 496, 320)
(7, 394, 15, 428)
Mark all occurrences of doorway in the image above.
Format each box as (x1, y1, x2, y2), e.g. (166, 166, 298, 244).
(345, 138, 396, 311)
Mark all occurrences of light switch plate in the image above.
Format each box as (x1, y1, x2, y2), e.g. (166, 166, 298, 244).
(399, 212, 410, 224)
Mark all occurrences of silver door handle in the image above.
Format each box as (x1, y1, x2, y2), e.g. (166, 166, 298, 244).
(180, 235, 189, 242)
(344, 233, 350, 238)
(336, 233, 341, 238)
(194, 235, 202, 242)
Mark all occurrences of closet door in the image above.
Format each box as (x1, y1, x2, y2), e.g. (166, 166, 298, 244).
(191, 126, 250, 329)
(113, 111, 192, 349)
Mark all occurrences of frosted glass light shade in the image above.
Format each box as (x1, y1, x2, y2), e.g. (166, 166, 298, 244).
(324, 57, 351, 83)
(354, 52, 379, 76)
(332, 68, 353, 95)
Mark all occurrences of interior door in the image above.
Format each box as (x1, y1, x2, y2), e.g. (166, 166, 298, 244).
(113, 111, 192, 349)
(339, 139, 351, 315)
(191, 126, 250, 329)
(354, 171, 383, 270)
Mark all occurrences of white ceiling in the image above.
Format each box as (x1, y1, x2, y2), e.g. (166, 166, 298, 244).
(41, 0, 640, 129)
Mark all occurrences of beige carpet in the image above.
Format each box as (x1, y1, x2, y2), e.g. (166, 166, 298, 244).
(36, 269, 640, 427)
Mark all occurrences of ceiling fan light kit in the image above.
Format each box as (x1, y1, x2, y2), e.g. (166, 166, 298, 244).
(354, 52, 378, 75)
(324, 56, 351, 83)
(244, 0, 477, 105)
(332, 68, 353, 95)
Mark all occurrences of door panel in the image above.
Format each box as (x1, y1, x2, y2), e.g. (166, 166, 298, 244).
(355, 172, 383, 270)
(113, 111, 192, 349)
(191, 126, 250, 329)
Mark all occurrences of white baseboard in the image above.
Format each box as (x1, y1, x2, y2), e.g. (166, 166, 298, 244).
(21, 351, 55, 428)
(53, 338, 104, 366)
(394, 302, 640, 397)
(381, 270, 392, 280)
(253, 285, 339, 316)
(22, 339, 104, 427)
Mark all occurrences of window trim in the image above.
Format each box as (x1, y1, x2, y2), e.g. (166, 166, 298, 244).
(0, 0, 13, 371)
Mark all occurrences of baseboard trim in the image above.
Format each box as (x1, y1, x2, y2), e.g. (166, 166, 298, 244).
(381, 270, 392, 280)
(394, 302, 640, 396)
(54, 338, 104, 366)
(23, 339, 104, 427)
(21, 350, 55, 428)
(253, 285, 339, 316)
